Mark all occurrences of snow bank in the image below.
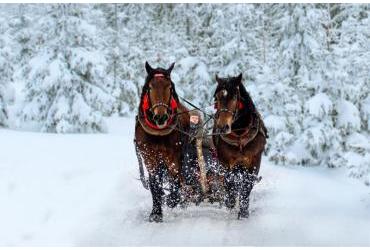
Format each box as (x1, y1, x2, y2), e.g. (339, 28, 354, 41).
(0, 117, 369, 246)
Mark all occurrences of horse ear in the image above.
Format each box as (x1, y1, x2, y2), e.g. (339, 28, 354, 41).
(215, 74, 221, 84)
(145, 61, 153, 75)
(167, 62, 175, 75)
(236, 73, 242, 84)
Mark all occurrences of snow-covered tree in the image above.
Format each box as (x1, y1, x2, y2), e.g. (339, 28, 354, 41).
(18, 4, 117, 133)
(0, 3, 369, 184)
(0, 15, 15, 127)
(264, 4, 327, 165)
(332, 4, 370, 184)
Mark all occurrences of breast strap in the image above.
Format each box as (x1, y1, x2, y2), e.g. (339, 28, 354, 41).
(220, 112, 266, 151)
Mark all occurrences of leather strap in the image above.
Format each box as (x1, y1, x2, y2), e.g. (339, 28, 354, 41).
(220, 113, 266, 151)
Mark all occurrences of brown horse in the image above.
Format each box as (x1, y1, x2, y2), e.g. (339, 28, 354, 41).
(212, 73, 268, 219)
(134, 62, 190, 222)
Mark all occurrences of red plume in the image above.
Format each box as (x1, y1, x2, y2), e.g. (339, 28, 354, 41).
(170, 97, 178, 110)
(142, 93, 149, 111)
(238, 101, 244, 110)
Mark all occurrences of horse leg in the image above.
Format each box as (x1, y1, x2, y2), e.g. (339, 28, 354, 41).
(166, 159, 182, 208)
(238, 158, 261, 219)
(167, 173, 181, 208)
(224, 170, 237, 209)
(149, 166, 164, 222)
(238, 170, 253, 219)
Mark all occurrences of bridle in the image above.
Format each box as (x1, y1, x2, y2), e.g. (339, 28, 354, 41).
(150, 101, 170, 111)
(214, 89, 244, 121)
(141, 73, 178, 130)
(148, 74, 177, 114)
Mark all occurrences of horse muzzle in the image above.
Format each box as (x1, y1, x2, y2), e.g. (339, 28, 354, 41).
(153, 113, 170, 126)
(216, 113, 233, 134)
(216, 124, 231, 134)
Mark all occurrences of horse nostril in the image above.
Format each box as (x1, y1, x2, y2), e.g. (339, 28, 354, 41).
(220, 124, 230, 134)
(153, 114, 160, 121)
(157, 114, 169, 125)
(162, 114, 169, 121)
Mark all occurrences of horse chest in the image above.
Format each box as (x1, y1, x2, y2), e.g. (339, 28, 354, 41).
(136, 126, 182, 162)
(138, 138, 181, 154)
(217, 141, 254, 170)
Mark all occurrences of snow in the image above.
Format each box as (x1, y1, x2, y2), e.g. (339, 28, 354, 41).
(264, 115, 286, 134)
(347, 132, 370, 151)
(0, 3, 369, 244)
(1, 117, 369, 246)
(337, 99, 361, 132)
(362, 96, 370, 130)
(1, 4, 369, 183)
(306, 92, 333, 118)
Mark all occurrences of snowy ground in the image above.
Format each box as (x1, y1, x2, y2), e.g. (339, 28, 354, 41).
(0, 117, 369, 246)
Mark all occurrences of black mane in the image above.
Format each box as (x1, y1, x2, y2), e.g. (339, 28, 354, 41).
(238, 83, 257, 115)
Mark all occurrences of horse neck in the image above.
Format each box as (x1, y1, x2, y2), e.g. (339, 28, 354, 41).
(231, 107, 253, 134)
(231, 86, 257, 131)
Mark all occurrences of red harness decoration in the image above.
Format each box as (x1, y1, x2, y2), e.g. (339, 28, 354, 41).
(170, 96, 178, 110)
(141, 93, 177, 130)
(238, 101, 244, 109)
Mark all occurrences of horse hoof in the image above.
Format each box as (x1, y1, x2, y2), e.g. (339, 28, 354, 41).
(167, 194, 180, 208)
(237, 210, 249, 219)
(225, 197, 236, 209)
(195, 196, 203, 206)
(149, 213, 163, 223)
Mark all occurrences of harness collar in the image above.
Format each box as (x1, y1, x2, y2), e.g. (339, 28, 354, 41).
(219, 113, 261, 152)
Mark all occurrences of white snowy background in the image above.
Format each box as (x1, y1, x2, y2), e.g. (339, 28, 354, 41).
(0, 3, 369, 246)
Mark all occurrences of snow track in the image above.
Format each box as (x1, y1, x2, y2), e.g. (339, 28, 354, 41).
(0, 117, 369, 246)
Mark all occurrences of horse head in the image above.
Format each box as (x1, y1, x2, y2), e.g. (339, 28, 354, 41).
(213, 73, 244, 134)
(142, 61, 178, 129)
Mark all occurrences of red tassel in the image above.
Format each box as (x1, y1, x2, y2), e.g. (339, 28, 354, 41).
(170, 97, 178, 110)
(142, 94, 149, 111)
(238, 101, 244, 110)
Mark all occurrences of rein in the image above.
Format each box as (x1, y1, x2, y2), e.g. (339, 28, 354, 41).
(167, 96, 247, 139)
(140, 88, 248, 139)
(178, 96, 214, 119)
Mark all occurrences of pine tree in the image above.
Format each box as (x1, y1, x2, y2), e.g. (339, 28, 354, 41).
(19, 4, 117, 133)
(0, 15, 14, 127)
(332, 4, 370, 184)
(265, 4, 336, 165)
